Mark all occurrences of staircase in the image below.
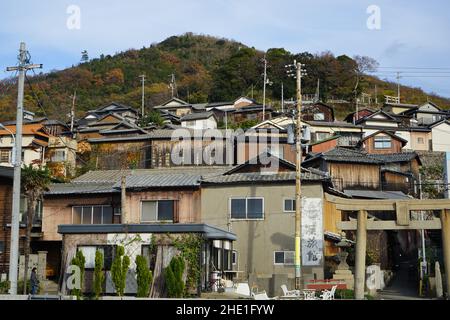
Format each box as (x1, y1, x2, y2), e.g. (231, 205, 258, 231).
(41, 280, 59, 295)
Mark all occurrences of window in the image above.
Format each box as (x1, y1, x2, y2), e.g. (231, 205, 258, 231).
(266, 145, 284, 159)
(315, 132, 330, 142)
(314, 113, 325, 121)
(78, 245, 114, 269)
(374, 136, 392, 149)
(284, 199, 296, 212)
(141, 200, 175, 222)
(71, 206, 113, 225)
(417, 137, 424, 144)
(78, 246, 99, 269)
(0, 240, 4, 254)
(274, 251, 295, 265)
(50, 150, 66, 162)
(230, 197, 264, 220)
(0, 150, 11, 163)
(232, 250, 238, 266)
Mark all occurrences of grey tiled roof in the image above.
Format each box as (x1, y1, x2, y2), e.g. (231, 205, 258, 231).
(46, 182, 118, 195)
(371, 152, 419, 163)
(181, 111, 216, 121)
(304, 147, 384, 164)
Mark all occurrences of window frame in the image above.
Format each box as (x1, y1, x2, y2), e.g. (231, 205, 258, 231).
(283, 198, 296, 213)
(374, 135, 392, 149)
(232, 250, 238, 266)
(273, 250, 295, 266)
(77, 244, 114, 270)
(71, 205, 113, 225)
(313, 112, 325, 121)
(0, 150, 11, 163)
(140, 200, 175, 223)
(229, 197, 264, 221)
(50, 149, 66, 162)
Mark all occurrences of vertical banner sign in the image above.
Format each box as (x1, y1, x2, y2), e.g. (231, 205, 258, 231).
(301, 198, 323, 266)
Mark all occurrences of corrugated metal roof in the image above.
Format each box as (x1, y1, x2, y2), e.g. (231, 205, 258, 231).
(114, 173, 202, 188)
(343, 189, 410, 199)
(202, 170, 328, 184)
(46, 182, 118, 195)
(74, 167, 230, 183)
(58, 223, 237, 241)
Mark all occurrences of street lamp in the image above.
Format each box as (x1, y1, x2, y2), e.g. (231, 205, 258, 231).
(0, 123, 16, 165)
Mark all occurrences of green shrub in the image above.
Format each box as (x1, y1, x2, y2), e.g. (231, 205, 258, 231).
(93, 250, 105, 299)
(165, 256, 185, 298)
(136, 255, 153, 297)
(71, 249, 86, 299)
(335, 289, 354, 299)
(111, 245, 130, 296)
(0, 281, 10, 294)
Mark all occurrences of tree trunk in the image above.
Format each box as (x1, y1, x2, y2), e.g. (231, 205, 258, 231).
(23, 197, 36, 295)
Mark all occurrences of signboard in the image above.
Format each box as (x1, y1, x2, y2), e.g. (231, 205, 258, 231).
(301, 198, 323, 266)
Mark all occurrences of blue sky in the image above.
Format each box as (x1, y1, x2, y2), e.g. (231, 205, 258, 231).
(1, 0, 449, 97)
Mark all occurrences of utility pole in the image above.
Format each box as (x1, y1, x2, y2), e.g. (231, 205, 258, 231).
(375, 84, 378, 105)
(169, 73, 176, 98)
(70, 90, 76, 132)
(281, 82, 284, 113)
(6, 42, 42, 295)
(286, 60, 307, 290)
(396, 72, 401, 103)
(139, 74, 146, 118)
(262, 56, 268, 121)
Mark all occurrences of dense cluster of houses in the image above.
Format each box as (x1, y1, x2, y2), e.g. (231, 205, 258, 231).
(1, 95, 449, 296)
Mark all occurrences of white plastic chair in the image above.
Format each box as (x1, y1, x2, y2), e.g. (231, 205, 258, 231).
(280, 284, 301, 298)
(235, 283, 251, 297)
(252, 291, 278, 300)
(320, 285, 337, 300)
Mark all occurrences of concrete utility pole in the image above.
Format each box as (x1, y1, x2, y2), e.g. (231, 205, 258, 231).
(70, 90, 76, 132)
(396, 72, 401, 103)
(262, 56, 268, 121)
(286, 60, 307, 290)
(169, 73, 176, 98)
(139, 74, 146, 118)
(6, 42, 42, 295)
(281, 82, 284, 113)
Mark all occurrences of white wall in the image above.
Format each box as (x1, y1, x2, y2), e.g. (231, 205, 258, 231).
(432, 123, 450, 152)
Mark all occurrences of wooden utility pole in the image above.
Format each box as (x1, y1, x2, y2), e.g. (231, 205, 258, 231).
(6, 42, 42, 295)
(139, 74, 146, 118)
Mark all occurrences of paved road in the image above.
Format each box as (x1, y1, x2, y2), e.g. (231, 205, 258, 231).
(379, 262, 428, 300)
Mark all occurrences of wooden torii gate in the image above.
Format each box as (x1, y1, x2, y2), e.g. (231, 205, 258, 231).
(326, 194, 450, 300)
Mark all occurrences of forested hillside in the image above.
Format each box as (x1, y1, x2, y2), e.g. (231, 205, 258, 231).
(1, 32, 449, 122)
